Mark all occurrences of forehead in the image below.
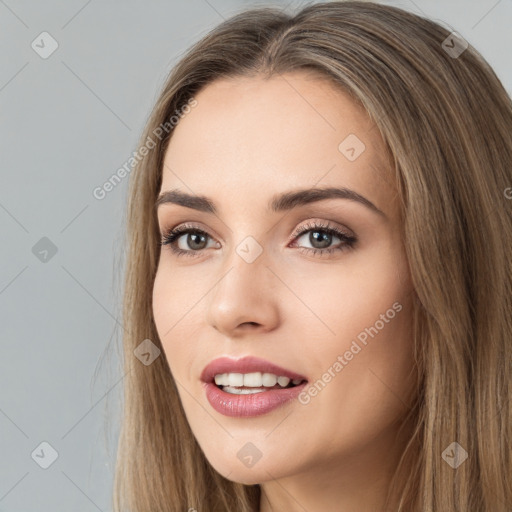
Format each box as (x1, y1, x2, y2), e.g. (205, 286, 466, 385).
(160, 72, 396, 218)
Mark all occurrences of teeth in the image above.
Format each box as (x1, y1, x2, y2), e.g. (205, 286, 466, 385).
(277, 376, 290, 387)
(244, 372, 262, 387)
(262, 373, 277, 387)
(228, 373, 244, 387)
(213, 372, 304, 388)
(223, 386, 267, 395)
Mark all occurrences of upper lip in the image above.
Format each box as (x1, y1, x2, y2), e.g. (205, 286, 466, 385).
(200, 356, 308, 383)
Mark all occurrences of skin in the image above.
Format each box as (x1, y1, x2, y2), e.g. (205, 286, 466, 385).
(152, 71, 418, 512)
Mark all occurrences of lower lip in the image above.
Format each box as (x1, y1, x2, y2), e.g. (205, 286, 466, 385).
(203, 381, 307, 417)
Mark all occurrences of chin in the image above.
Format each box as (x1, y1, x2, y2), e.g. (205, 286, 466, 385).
(203, 447, 292, 485)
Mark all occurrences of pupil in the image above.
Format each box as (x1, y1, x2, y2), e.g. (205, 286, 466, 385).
(189, 232, 207, 250)
(311, 230, 331, 249)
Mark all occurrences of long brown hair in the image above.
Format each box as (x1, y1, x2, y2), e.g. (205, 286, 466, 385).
(108, 2, 512, 510)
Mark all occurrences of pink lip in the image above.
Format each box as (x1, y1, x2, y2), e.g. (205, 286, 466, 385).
(200, 356, 308, 384)
(203, 381, 308, 417)
(200, 356, 308, 418)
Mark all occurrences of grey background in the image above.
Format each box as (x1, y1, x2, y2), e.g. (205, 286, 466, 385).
(0, 0, 510, 510)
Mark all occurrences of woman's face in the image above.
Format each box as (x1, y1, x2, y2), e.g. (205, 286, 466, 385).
(152, 71, 416, 489)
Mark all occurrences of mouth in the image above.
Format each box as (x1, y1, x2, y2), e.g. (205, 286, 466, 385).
(201, 357, 309, 417)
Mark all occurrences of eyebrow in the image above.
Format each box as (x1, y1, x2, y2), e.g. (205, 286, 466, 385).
(155, 186, 386, 218)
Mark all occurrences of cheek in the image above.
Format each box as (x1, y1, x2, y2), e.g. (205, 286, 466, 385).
(152, 265, 200, 380)
(285, 240, 412, 347)
(152, 260, 203, 331)
(286, 244, 415, 427)
(304, 294, 415, 450)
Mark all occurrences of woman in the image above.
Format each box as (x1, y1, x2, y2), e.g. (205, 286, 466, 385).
(112, 1, 512, 510)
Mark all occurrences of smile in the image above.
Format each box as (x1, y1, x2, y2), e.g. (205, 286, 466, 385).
(201, 356, 309, 416)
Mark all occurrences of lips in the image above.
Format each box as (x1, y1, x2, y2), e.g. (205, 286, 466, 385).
(200, 355, 308, 384)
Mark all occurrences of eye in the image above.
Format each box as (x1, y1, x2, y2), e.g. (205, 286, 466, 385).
(158, 220, 357, 259)
(289, 220, 357, 257)
(159, 223, 218, 258)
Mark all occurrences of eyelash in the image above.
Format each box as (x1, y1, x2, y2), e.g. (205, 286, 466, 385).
(158, 220, 357, 259)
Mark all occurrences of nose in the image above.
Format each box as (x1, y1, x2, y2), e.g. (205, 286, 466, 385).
(206, 245, 281, 337)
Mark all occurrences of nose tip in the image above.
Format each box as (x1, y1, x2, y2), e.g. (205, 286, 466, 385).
(206, 253, 281, 336)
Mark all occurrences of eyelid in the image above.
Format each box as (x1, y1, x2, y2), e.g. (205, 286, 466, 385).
(288, 218, 355, 242)
(160, 220, 223, 242)
(160, 216, 353, 240)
